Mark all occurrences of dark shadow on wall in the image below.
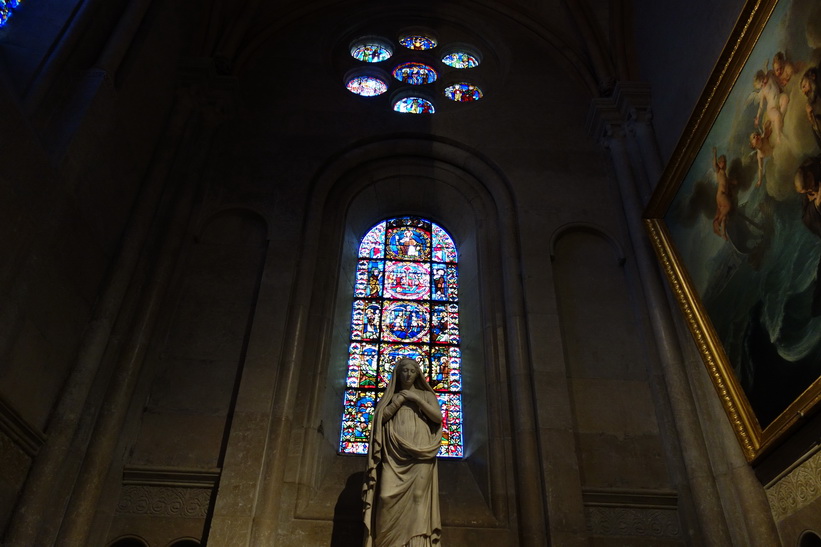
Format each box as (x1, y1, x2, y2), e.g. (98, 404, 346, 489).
(331, 472, 365, 547)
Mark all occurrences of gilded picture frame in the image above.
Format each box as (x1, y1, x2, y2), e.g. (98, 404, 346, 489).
(645, 0, 821, 462)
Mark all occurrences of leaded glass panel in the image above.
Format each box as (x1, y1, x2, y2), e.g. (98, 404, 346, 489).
(399, 35, 437, 50)
(393, 97, 435, 114)
(0, 0, 21, 27)
(340, 216, 462, 457)
(442, 52, 480, 69)
(346, 76, 388, 97)
(351, 42, 392, 63)
(444, 82, 483, 102)
(392, 62, 437, 85)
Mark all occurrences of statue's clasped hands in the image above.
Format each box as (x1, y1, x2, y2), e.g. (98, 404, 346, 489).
(393, 390, 421, 405)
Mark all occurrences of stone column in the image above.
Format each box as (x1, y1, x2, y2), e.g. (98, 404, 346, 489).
(601, 82, 782, 546)
(588, 97, 734, 546)
(3, 92, 192, 547)
(614, 83, 665, 190)
(52, 75, 233, 547)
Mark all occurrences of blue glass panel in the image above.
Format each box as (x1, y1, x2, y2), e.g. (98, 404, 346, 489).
(381, 301, 430, 343)
(444, 83, 483, 102)
(341, 216, 462, 457)
(351, 43, 392, 63)
(399, 35, 437, 50)
(0, 0, 21, 27)
(442, 52, 479, 69)
(384, 261, 430, 300)
(386, 226, 431, 260)
(379, 345, 429, 388)
(393, 97, 435, 114)
(392, 62, 437, 85)
(431, 264, 448, 300)
(436, 393, 463, 457)
(430, 346, 461, 391)
(355, 260, 383, 298)
(446, 265, 459, 301)
(432, 223, 457, 262)
(347, 76, 388, 97)
(348, 342, 379, 388)
(339, 389, 379, 453)
(430, 304, 458, 344)
(351, 300, 381, 340)
(359, 221, 386, 258)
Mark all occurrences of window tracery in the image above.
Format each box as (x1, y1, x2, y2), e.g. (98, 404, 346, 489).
(344, 30, 484, 112)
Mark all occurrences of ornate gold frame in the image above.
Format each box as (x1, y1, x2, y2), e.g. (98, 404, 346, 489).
(644, 0, 821, 462)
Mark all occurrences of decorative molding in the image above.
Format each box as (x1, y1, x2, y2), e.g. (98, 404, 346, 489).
(122, 465, 220, 488)
(613, 81, 653, 124)
(766, 449, 821, 522)
(585, 506, 680, 538)
(583, 488, 680, 538)
(0, 394, 45, 458)
(586, 97, 625, 142)
(116, 485, 211, 518)
(582, 487, 677, 509)
(115, 466, 219, 518)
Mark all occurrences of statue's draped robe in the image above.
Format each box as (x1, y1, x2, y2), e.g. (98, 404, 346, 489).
(363, 388, 442, 547)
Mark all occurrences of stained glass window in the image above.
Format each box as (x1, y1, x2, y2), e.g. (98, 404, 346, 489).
(346, 76, 388, 97)
(442, 52, 480, 69)
(393, 97, 435, 114)
(444, 83, 483, 102)
(351, 42, 393, 63)
(399, 35, 437, 50)
(0, 0, 22, 27)
(392, 62, 437, 85)
(340, 217, 463, 458)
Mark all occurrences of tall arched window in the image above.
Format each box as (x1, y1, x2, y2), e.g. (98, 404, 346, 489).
(339, 216, 463, 457)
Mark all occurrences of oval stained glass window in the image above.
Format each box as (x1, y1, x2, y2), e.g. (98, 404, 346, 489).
(347, 76, 388, 97)
(442, 52, 480, 69)
(393, 97, 435, 114)
(399, 35, 437, 50)
(351, 42, 393, 63)
(444, 83, 483, 102)
(392, 62, 437, 85)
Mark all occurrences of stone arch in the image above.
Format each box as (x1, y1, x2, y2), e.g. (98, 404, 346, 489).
(248, 135, 548, 545)
(107, 535, 149, 547)
(549, 222, 626, 265)
(165, 538, 201, 547)
(799, 530, 821, 547)
(227, 1, 598, 95)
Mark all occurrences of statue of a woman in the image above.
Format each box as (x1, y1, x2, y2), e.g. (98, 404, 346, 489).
(362, 358, 443, 547)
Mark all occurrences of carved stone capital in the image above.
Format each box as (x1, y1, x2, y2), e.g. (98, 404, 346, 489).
(614, 81, 653, 124)
(587, 97, 627, 147)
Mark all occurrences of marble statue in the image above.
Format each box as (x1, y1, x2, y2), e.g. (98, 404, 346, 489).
(362, 358, 443, 547)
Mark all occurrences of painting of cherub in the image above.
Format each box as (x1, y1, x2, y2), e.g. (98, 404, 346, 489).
(658, 0, 821, 442)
